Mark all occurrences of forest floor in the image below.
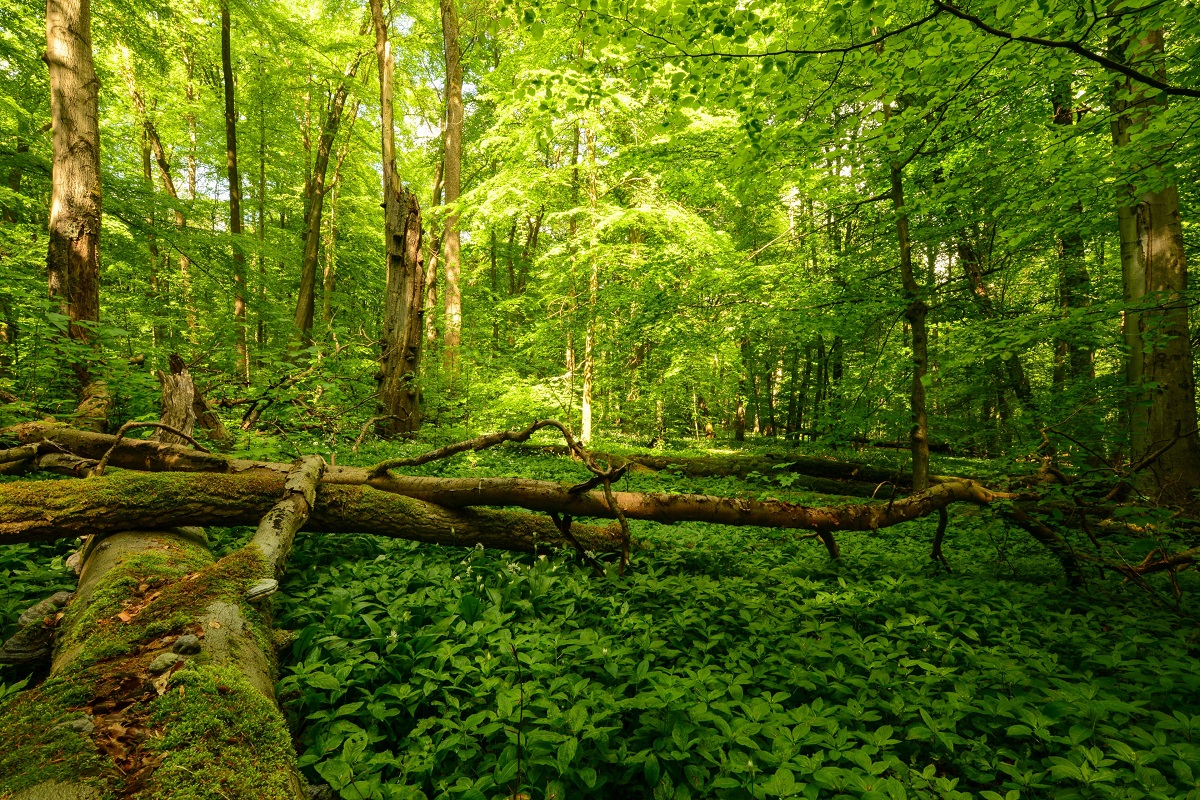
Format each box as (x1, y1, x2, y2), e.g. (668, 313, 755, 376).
(2, 435, 1198, 800)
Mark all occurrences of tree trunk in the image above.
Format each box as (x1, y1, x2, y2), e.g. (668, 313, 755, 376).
(294, 58, 360, 344)
(580, 132, 598, 444)
(957, 238, 1033, 406)
(1, 116, 27, 223)
(734, 338, 749, 441)
(45, 0, 102, 383)
(220, 0, 249, 382)
(1051, 85, 1094, 391)
(0, 386, 307, 798)
(890, 163, 930, 492)
(0, 524, 309, 798)
(440, 0, 464, 384)
(153, 364, 196, 446)
(122, 64, 168, 345)
(1109, 27, 1200, 502)
(371, 0, 424, 436)
(0, 469, 623, 553)
(425, 156, 444, 349)
(517, 208, 543, 293)
(256, 70, 268, 347)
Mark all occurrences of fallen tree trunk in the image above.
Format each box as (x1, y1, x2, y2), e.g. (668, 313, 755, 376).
(0, 470, 623, 553)
(0, 424, 1019, 562)
(510, 442, 964, 488)
(7, 423, 969, 491)
(0, 422, 997, 531)
(0, 423, 1083, 581)
(0, 422, 1075, 573)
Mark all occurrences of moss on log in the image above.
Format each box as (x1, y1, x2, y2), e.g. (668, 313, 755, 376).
(0, 470, 623, 552)
(0, 529, 305, 799)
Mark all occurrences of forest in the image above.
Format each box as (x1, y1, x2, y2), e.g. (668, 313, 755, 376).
(0, 0, 1199, 796)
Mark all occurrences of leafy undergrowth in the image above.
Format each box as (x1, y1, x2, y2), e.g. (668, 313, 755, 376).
(269, 445, 1200, 800)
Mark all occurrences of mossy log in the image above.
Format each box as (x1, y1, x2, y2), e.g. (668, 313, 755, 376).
(1, 423, 991, 539)
(6, 423, 963, 491)
(0, 469, 623, 553)
(0, 454, 1080, 576)
(0, 423, 1073, 572)
(0, 528, 307, 799)
(512, 443, 966, 488)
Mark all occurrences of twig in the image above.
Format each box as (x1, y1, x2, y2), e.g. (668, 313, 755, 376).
(353, 415, 402, 453)
(548, 512, 603, 573)
(94, 421, 209, 476)
(367, 419, 585, 478)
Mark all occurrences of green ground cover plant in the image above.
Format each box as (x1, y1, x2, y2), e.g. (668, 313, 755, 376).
(223, 446, 1200, 800)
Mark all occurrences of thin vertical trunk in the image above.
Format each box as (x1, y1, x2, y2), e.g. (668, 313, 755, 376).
(426, 156, 444, 349)
(517, 208, 544, 293)
(440, 0, 463, 382)
(1110, 26, 1200, 499)
(323, 101, 358, 328)
(257, 55, 267, 345)
(181, 43, 198, 338)
(958, 238, 1033, 405)
(505, 219, 518, 296)
(1052, 85, 1093, 390)
(293, 57, 361, 344)
(814, 335, 826, 430)
(580, 131, 598, 444)
(220, 0, 248, 381)
(734, 338, 749, 442)
(764, 360, 776, 436)
(890, 162, 930, 492)
(140, 127, 166, 345)
(563, 123, 582, 395)
(489, 228, 499, 346)
(371, 0, 424, 435)
(46, 0, 102, 385)
(122, 63, 166, 345)
(4, 117, 28, 223)
(798, 345, 812, 439)
(136, 76, 192, 340)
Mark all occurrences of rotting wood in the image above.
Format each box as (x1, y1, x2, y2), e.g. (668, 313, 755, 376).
(154, 366, 196, 446)
(248, 455, 325, 578)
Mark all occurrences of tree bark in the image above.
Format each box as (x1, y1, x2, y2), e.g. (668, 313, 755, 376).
(426, 156, 444, 348)
(890, 163, 930, 491)
(1109, 27, 1200, 502)
(122, 63, 168, 345)
(580, 131, 598, 444)
(1051, 85, 1094, 390)
(153, 364, 196, 446)
(0, 524, 309, 798)
(294, 58, 361, 343)
(440, 0, 463, 383)
(371, 0, 424, 435)
(0, 470, 623, 553)
(45, 0, 102, 380)
(221, 0, 249, 382)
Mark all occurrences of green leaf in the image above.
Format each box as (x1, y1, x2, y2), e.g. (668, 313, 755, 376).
(763, 767, 796, 795)
(315, 758, 354, 790)
(557, 737, 578, 771)
(306, 672, 342, 691)
(645, 753, 661, 786)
